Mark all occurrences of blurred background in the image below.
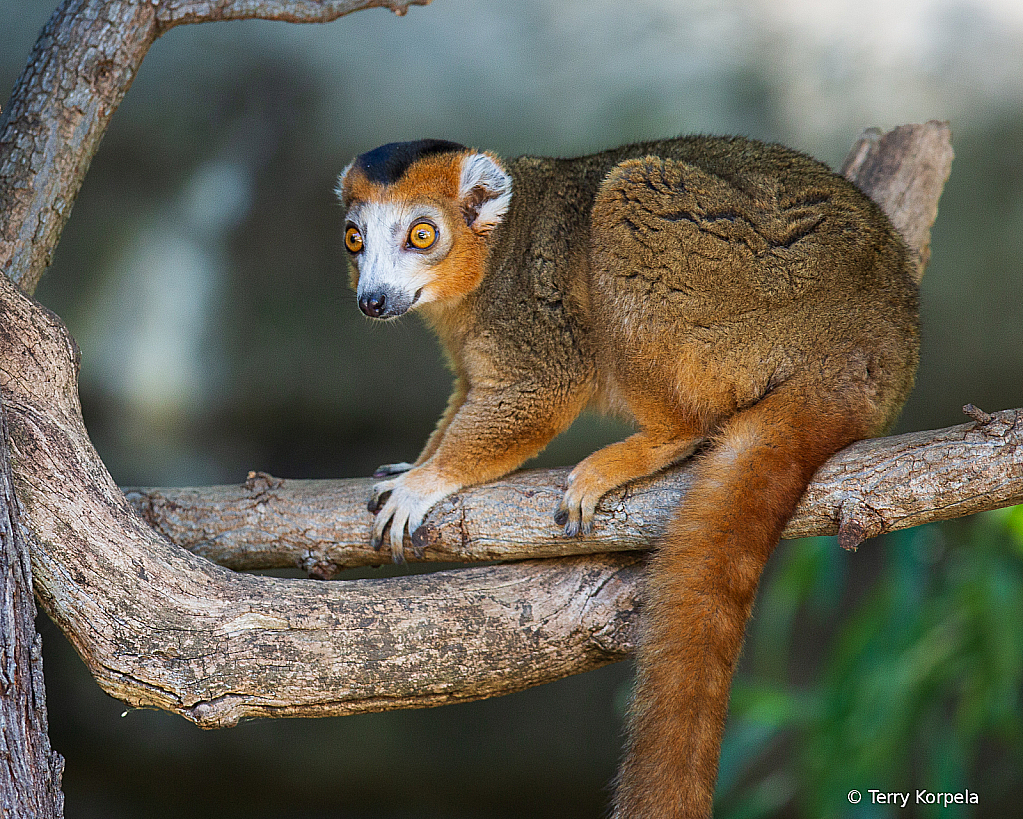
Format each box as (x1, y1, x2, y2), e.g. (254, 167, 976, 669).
(3, 0, 1023, 816)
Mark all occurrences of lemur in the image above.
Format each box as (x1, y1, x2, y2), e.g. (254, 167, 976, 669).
(335, 136, 919, 818)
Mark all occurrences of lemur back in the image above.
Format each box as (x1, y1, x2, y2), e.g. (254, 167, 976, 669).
(336, 136, 919, 818)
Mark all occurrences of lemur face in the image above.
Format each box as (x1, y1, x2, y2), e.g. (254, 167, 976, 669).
(336, 140, 512, 319)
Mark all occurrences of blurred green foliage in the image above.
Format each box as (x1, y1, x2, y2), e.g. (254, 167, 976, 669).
(718, 507, 1023, 818)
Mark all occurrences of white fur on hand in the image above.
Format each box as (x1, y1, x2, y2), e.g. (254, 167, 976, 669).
(368, 470, 456, 562)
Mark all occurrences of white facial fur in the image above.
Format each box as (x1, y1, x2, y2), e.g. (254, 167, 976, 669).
(345, 200, 453, 318)
(338, 150, 513, 319)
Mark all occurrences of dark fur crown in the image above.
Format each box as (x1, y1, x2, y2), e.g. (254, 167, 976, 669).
(355, 139, 466, 185)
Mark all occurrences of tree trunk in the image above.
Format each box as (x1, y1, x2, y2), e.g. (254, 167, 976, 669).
(1, 0, 1011, 771)
(0, 393, 64, 817)
(0, 0, 431, 294)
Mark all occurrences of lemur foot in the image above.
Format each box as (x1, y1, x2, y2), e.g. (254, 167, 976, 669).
(554, 462, 609, 538)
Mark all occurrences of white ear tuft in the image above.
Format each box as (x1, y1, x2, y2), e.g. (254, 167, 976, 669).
(459, 152, 512, 234)
(334, 159, 356, 202)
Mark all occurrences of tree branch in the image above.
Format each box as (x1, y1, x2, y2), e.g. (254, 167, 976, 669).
(124, 407, 1023, 576)
(0, 121, 983, 729)
(0, 0, 430, 295)
(0, 267, 641, 728)
(841, 122, 954, 280)
(154, 0, 432, 29)
(0, 73, 977, 723)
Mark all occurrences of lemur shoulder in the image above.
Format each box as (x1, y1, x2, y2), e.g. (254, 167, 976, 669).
(335, 135, 920, 819)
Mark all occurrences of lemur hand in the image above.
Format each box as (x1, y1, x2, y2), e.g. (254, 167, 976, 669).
(367, 467, 457, 562)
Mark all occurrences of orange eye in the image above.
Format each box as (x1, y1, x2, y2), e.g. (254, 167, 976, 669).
(407, 221, 437, 250)
(344, 225, 364, 253)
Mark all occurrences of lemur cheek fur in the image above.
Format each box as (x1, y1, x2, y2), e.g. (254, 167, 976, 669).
(338, 136, 919, 818)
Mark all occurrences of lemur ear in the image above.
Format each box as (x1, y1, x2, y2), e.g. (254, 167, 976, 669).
(334, 159, 355, 203)
(459, 152, 512, 235)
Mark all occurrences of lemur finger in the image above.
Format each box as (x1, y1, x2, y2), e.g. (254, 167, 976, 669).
(370, 497, 404, 558)
(388, 506, 410, 563)
(555, 498, 583, 538)
(373, 461, 414, 478)
(558, 483, 600, 537)
(368, 477, 399, 513)
(369, 515, 386, 551)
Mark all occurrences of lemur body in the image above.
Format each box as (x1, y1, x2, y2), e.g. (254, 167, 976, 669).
(336, 136, 919, 818)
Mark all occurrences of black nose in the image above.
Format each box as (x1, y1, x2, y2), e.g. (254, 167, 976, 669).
(359, 292, 386, 318)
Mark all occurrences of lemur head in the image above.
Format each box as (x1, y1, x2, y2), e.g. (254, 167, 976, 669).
(336, 139, 512, 320)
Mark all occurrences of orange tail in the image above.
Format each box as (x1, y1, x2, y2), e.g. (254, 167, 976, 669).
(613, 385, 869, 818)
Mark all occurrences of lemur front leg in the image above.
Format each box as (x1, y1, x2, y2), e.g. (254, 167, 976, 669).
(369, 382, 586, 561)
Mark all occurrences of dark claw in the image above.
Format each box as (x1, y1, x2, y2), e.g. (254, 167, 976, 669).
(410, 525, 429, 559)
(563, 519, 580, 538)
(370, 532, 383, 551)
(367, 490, 391, 514)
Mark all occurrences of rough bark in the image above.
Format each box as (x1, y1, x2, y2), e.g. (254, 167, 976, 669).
(0, 121, 986, 731)
(0, 393, 64, 816)
(0, 0, 983, 732)
(841, 122, 954, 279)
(125, 407, 1023, 575)
(0, 270, 640, 729)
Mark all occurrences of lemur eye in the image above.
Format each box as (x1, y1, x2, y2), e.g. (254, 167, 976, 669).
(407, 221, 437, 250)
(344, 225, 364, 253)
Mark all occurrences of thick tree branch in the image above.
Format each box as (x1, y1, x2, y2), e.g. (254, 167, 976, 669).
(124, 408, 1023, 576)
(0, 0, 429, 295)
(0, 0, 158, 293)
(0, 270, 639, 728)
(0, 122, 984, 729)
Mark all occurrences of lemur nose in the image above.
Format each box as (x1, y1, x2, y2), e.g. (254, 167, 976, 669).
(359, 293, 386, 318)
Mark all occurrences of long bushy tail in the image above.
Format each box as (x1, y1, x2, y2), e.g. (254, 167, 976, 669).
(613, 384, 869, 819)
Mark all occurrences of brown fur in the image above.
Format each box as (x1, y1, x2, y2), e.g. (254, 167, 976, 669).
(338, 135, 920, 817)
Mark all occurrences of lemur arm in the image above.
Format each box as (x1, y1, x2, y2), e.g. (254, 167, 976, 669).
(368, 380, 587, 559)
